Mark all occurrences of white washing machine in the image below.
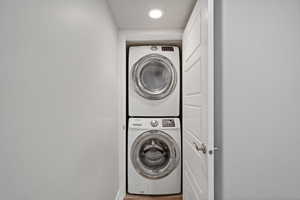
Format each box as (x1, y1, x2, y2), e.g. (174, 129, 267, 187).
(128, 46, 180, 117)
(127, 118, 181, 195)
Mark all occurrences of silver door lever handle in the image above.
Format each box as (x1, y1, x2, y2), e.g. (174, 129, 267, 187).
(193, 142, 207, 154)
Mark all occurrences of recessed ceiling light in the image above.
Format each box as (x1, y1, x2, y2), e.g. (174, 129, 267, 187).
(148, 9, 163, 19)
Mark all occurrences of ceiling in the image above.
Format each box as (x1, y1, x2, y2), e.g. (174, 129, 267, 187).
(107, 0, 197, 30)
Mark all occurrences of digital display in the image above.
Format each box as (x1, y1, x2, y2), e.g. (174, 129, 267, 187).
(162, 119, 175, 127)
(161, 46, 174, 51)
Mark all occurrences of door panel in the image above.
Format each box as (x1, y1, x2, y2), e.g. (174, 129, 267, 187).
(184, 107, 207, 144)
(183, 132, 208, 189)
(183, 165, 202, 200)
(183, 4, 201, 64)
(184, 58, 201, 95)
(183, 0, 214, 199)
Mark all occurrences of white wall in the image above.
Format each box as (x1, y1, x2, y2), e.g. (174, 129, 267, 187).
(215, 0, 300, 200)
(0, 0, 118, 200)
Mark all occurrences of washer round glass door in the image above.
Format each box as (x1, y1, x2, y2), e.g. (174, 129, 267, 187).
(132, 54, 177, 100)
(131, 130, 180, 179)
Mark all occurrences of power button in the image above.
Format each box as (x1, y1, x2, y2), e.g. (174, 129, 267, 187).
(150, 120, 159, 127)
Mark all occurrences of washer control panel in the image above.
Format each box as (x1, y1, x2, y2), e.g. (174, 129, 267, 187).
(162, 119, 176, 127)
(128, 118, 180, 129)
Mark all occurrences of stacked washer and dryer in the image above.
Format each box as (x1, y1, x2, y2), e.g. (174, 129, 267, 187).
(127, 46, 181, 195)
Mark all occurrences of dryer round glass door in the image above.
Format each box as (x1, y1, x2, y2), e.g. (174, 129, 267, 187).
(132, 54, 177, 100)
(131, 130, 180, 179)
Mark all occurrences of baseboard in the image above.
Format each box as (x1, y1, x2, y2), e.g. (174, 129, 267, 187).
(115, 189, 125, 200)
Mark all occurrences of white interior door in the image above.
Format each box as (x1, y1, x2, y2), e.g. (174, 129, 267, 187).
(182, 0, 214, 199)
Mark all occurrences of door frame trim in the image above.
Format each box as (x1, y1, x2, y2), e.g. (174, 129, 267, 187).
(208, 0, 215, 200)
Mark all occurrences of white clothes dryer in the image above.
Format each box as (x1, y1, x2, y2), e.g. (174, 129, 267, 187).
(128, 46, 180, 117)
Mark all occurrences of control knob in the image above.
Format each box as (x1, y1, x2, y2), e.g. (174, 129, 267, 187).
(150, 120, 159, 127)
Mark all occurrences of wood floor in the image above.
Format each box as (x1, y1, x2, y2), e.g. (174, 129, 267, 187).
(124, 194, 182, 200)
